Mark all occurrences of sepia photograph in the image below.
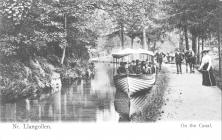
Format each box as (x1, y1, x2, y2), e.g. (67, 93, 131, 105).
(0, 0, 221, 140)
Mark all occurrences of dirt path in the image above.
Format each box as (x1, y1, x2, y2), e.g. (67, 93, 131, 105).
(160, 64, 221, 121)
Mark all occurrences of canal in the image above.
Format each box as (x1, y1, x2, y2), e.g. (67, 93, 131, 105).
(0, 63, 123, 122)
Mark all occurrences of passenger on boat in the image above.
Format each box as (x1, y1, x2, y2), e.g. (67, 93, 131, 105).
(117, 62, 127, 74)
(151, 64, 156, 74)
(146, 60, 152, 73)
(146, 63, 152, 74)
(132, 61, 137, 73)
(128, 60, 136, 74)
(141, 61, 147, 74)
(135, 60, 142, 74)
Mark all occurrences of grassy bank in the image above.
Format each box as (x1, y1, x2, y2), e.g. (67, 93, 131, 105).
(130, 67, 169, 122)
(213, 69, 222, 90)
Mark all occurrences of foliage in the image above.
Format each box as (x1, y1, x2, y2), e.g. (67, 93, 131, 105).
(0, 0, 100, 100)
(1, 0, 32, 25)
(0, 0, 98, 61)
(91, 0, 166, 50)
(163, 0, 221, 39)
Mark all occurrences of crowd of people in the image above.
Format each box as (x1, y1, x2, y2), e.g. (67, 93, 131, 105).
(154, 49, 196, 74)
(154, 49, 216, 87)
(117, 60, 156, 75)
(116, 49, 197, 75)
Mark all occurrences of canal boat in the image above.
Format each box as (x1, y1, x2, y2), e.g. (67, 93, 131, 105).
(112, 48, 157, 97)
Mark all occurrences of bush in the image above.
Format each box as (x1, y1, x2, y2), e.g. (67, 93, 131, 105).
(0, 61, 27, 80)
(0, 79, 39, 102)
(0, 57, 53, 101)
(213, 69, 222, 90)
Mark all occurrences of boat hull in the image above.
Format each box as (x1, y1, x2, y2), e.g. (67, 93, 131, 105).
(113, 74, 156, 96)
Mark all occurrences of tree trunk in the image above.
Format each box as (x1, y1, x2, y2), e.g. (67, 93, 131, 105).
(179, 30, 184, 51)
(147, 38, 151, 50)
(201, 38, 204, 60)
(120, 23, 124, 49)
(142, 27, 147, 49)
(61, 47, 66, 65)
(139, 36, 143, 47)
(197, 37, 200, 64)
(218, 22, 222, 78)
(184, 26, 189, 50)
(61, 14, 67, 65)
(153, 41, 156, 51)
(131, 37, 134, 49)
(202, 38, 204, 51)
(192, 34, 197, 54)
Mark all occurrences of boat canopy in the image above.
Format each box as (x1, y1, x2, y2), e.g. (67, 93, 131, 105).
(112, 48, 154, 58)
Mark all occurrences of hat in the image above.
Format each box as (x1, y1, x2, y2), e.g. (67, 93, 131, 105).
(201, 48, 210, 54)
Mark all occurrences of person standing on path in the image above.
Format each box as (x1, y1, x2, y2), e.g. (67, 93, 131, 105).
(156, 52, 165, 71)
(175, 50, 184, 74)
(185, 49, 195, 73)
(198, 49, 216, 86)
(166, 52, 170, 63)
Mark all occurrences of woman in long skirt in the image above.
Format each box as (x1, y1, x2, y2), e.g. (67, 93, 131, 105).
(198, 49, 216, 86)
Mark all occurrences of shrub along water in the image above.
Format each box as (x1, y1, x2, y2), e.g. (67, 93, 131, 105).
(0, 55, 91, 102)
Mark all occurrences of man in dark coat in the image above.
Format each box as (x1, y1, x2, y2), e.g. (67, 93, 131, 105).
(156, 52, 165, 71)
(135, 59, 141, 74)
(175, 50, 184, 74)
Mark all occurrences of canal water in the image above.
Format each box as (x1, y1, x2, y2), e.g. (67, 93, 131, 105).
(0, 63, 123, 122)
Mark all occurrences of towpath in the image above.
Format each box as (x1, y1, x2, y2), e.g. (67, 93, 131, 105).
(160, 64, 221, 121)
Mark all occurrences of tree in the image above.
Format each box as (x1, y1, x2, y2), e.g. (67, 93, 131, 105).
(0, 0, 98, 63)
(163, 0, 222, 78)
(37, 0, 97, 64)
(95, 0, 159, 50)
(163, 0, 219, 51)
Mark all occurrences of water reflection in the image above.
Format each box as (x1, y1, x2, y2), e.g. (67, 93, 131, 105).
(114, 90, 130, 122)
(0, 63, 119, 122)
